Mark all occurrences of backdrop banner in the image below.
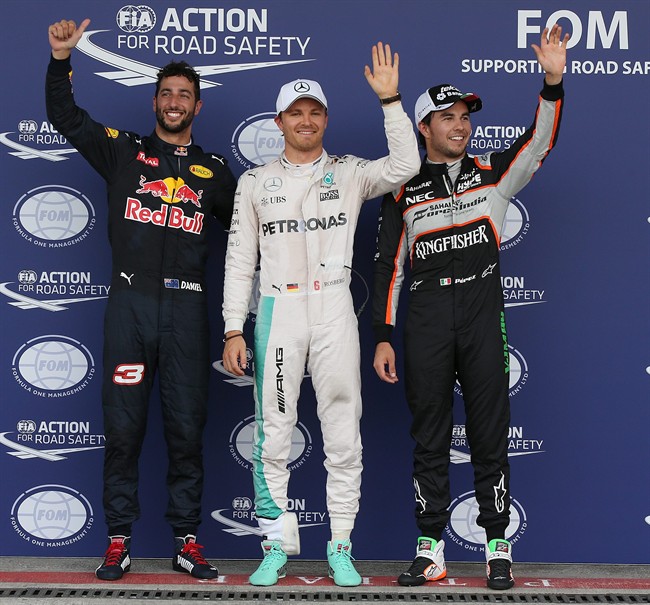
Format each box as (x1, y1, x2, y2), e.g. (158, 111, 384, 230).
(1, 0, 648, 564)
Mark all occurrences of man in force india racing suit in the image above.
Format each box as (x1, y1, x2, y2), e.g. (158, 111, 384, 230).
(372, 25, 568, 590)
(46, 18, 236, 581)
(222, 42, 419, 587)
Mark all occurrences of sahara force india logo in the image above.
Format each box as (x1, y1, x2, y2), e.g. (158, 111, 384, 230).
(126, 176, 204, 235)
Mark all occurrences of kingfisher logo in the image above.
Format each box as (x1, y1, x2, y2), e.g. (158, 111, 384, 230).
(0, 119, 76, 162)
(231, 113, 284, 170)
(12, 185, 96, 247)
(444, 491, 527, 552)
(228, 415, 313, 473)
(455, 344, 529, 398)
(500, 196, 530, 250)
(11, 335, 95, 398)
(10, 484, 94, 547)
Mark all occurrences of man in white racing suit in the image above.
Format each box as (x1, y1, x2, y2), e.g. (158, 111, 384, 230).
(221, 42, 419, 586)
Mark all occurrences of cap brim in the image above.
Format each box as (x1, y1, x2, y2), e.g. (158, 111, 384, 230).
(460, 93, 482, 112)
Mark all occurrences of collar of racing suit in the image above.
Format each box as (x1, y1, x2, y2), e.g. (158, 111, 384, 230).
(280, 150, 327, 178)
(147, 130, 203, 158)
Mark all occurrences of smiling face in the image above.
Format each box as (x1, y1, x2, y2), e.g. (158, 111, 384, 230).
(274, 97, 328, 163)
(418, 101, 472, 163)
(153, 75, 203, 142)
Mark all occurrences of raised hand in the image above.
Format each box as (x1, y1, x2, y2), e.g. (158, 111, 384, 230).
(364, 41, 400, 100)
(48, 18, 91, 59)
(531, 24, 570, 85)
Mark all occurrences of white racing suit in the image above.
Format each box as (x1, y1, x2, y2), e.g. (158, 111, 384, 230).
(223, 102, 419, 527)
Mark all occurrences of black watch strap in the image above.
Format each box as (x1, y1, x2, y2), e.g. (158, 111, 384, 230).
(379, 92, 402, 105)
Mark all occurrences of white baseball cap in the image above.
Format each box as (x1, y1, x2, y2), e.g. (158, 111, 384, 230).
(276, 79, 328, 114)
(414, 84, 482, 124)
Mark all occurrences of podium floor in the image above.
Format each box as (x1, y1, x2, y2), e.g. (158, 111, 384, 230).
(0, 557, 648, 604)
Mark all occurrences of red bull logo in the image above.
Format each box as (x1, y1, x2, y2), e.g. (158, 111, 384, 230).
(136, 176, 202, 208)
(136, 176, 169, 197)
(175, 184, 203, 207)
(124, 198, 204, 235)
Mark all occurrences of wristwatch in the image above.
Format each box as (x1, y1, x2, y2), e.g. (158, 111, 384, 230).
(379, 92, 402, 105)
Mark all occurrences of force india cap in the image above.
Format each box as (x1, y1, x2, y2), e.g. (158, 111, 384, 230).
(276, 79, 328, 114)
(414, 84, 482, 123)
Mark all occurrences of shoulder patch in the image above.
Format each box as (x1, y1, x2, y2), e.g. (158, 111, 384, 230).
(190, 164, 214, 178)
(105, 127, 120, 139)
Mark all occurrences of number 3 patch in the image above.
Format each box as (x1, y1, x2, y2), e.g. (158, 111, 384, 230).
(113, 363, 145, 385)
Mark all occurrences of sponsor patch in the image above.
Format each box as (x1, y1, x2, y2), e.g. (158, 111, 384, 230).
(320, 190, 340, 201)
(136, 151, 159, 167)
(105, 127, 119, 138)
(495, 541, 510, 553)
(190, 165, 213, 178)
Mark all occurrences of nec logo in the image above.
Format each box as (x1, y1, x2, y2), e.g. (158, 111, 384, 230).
(518, 10, 628, 50)
(405, 191, 437, 206)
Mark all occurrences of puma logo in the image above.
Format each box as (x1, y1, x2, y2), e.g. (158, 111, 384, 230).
(120, 272, 134, 286)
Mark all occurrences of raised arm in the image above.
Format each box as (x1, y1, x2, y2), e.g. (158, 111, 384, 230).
(354, 42, 420, 200)
(531, 24, 570, 86)
(48, 18, 90, 60)
(364, 41, 400, 103)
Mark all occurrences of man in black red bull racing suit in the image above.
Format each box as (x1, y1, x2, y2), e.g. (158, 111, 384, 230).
(46, 18, 236, 581)
(372, 25, 568, 590)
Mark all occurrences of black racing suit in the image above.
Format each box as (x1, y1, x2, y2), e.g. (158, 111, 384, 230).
(372, 80, 563, 539)
(46, 55, 236, 536)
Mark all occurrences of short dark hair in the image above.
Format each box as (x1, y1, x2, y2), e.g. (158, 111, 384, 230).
(155, 61, 201, 101)
(417, 112, 433, 148)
